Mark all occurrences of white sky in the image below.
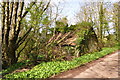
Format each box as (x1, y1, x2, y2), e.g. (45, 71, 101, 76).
(0, 0, 118, 35)
(0, 0, 120, 25)
(50, 0, 118, 34)
(51, 0, 120, 24)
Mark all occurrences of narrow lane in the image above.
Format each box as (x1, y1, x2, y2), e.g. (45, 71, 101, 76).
(52, 51, 119, 78)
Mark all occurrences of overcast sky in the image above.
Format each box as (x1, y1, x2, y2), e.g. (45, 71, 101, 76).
(0, 0, 119, 34)
(51, 0, 120, 24)
(0, 0, 119, 25)
(50, 0, 119, 34)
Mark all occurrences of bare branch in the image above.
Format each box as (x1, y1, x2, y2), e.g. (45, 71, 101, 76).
(16, 39, 29, 59)
(17, 27, 32, 47)
(2, 2, 6, 43)
(5, 2, 10, 46)
(9, 2, 14, 25)
(15, 2, 24, 39)
(40, 0, 51, 15)
(21, 2, 35, 18)
(13, 2, 19, 34)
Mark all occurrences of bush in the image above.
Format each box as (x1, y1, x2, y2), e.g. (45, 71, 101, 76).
(4, 46, 119, 79)
(0, 61, 29, 76)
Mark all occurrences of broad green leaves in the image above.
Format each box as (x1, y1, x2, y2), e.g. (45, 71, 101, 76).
(4, 46, 118, 78)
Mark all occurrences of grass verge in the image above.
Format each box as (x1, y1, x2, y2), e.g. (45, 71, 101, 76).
(3, 46, 119, 79)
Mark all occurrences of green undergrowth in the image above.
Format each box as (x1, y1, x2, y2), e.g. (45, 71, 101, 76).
(3, 46, 119, 79)
(0, 60, 30, 76)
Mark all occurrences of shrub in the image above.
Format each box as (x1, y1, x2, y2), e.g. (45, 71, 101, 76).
(4, 46, 119, 79)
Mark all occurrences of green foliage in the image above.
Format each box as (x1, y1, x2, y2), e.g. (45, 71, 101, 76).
(64, 46, 75, 56)
(116, 43, 120, 48)
(68, 25, 76, 31)
(44, 46, 67, 61)
(55, 17, 69, 33)
(37, 54, 46, 60)
(55, 24, 68, 33)
(4, 46, 118, 79)
(75, 21, 93, 45)
(18, 2, 53, 62)
(28, 53, 38, 61)
(75, 37, 84, 45)
(77, 21, 94, 28)
(104, 34, 118, 47)
(0, 60, 30, 76)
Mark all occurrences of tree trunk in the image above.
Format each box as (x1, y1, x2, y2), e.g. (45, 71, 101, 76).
(1, 2, 35, 68)
(118, 2, 120, 43)
(98, 2, 104, 46)
(6, 49, 17, 66)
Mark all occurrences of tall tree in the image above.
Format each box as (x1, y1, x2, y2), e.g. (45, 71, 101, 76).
(1, 0, 51, 68)
(112, 2, 119, 42)
(75, 22, 101, 56)
(1, 1, 36, 68)
(118, 2, 120, 43)
(19, 2, 51, 61)
(99, 2, 104, 42)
